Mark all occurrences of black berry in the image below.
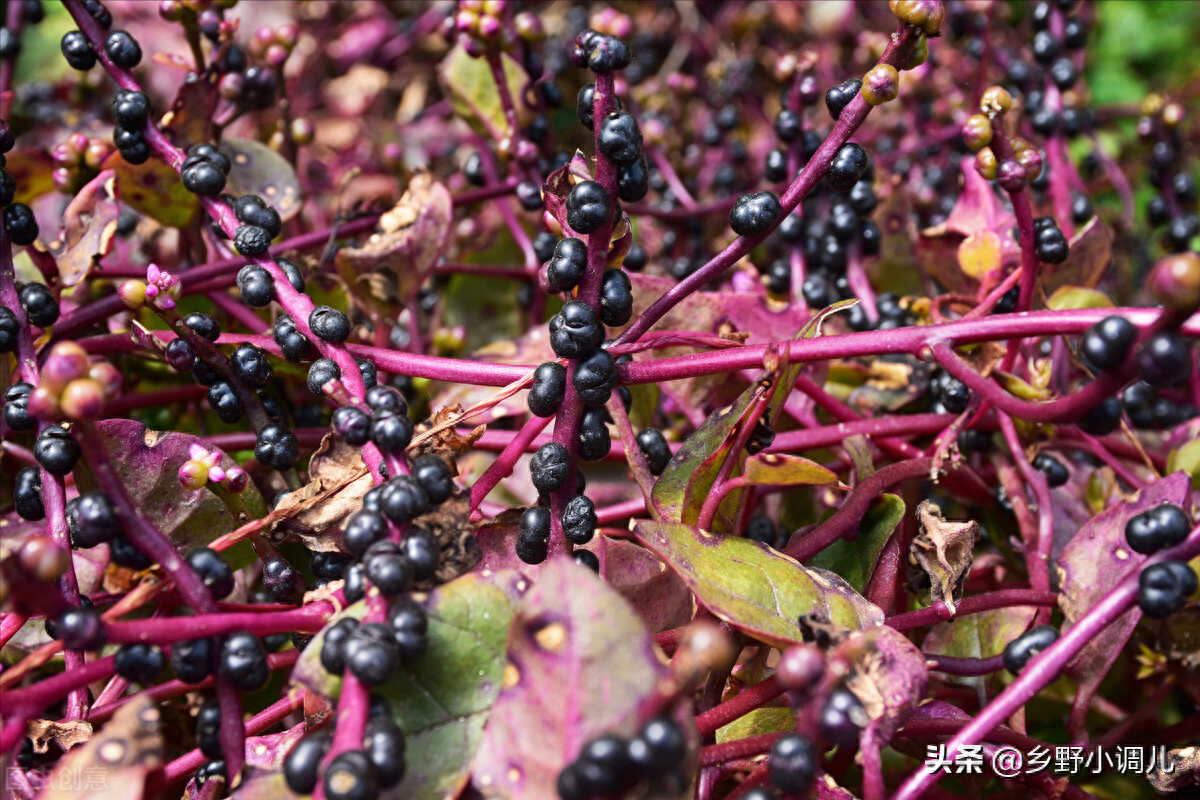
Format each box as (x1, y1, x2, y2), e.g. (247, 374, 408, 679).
(528, 361, 567, 418)
(1138, 561, 1197, 619)
(729, 191, 782, 237)
(219, 632, 270, 691)
(636, 428, 671, 475)
(530, 442, 571, 496)
(566, 180, 611, 234)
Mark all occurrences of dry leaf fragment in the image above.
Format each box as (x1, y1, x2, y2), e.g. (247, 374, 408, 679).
(906, 500, 980, 614)
(270, 435, 372, 550)
(1146, 746, 1200, 793)
(26, 718, 93, 755)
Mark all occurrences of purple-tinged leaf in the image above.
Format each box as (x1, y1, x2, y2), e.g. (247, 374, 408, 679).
(633, 520, 883, 648)
(833, 625, 929, 744)
(293, 571, 526, 800)
(45, 170, 120, 288)
(38, 696, 161, 800)
(163, 72, 219, 149)
(742, 453, 841, 488)
(471, 560, 683, 799)
(1056, 471, 1192, 733)
(72, 420, 265, 563)
(473, 521, 691, 633)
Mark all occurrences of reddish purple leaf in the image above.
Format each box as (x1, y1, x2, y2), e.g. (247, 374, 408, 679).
(472, 559, 685, 799)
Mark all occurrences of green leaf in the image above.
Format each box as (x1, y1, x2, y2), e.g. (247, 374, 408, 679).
(1167, 439, 1200, 489)
(72, 420, 263, 565)
(292, 571, 526, 800)
(810, 494, 905, 594)
(1045, 285, 1115, 311)
(632, 520, 883, 648)
(105, 152, 200, 229)
(716, 707, 795, 744)
(223, 138, 303, 222)
(922, 607, 1039, 669)
(650, 302, 852, 531)
(742, 454, 839, 488)
(438, 44, 530, 139)
(472, 560, 688, 799)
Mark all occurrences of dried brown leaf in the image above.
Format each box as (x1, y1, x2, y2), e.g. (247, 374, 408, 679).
(26, 718, 93, 754)
(1146, 746, 1200, 793)
(906, 500, 979, 614)
(270, 435, 371, 550)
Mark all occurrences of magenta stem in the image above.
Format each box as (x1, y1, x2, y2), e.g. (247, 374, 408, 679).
(615, 23, 922, 346)
(784, 458, 935, 562)
(161, 692, 304, 783)
(470, 414, 553, 512)
(104, 603, 331, 644)
(694, 675, 783, 737)
(884, 589, 1059, 632)
(892, 526, 1200, 800)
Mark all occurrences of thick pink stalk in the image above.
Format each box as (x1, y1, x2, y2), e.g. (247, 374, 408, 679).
(892, 526, 1200, 800)
(615, 23, 922, 345)
(784, 458, 936, 562)
(104, 603, 331, 644)
(620, 307, 1199, 385)
(884, 589, 1059, 632)
(546, 69, 620, 559)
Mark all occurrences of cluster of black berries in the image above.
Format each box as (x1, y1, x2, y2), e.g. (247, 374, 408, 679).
(0, 282, 55, 355)
(1145, 140, 1199, 254)
(284, 695, 405, 800)
(1122, 503, 1197, 618)
(1032, 216, 1070, 264)
(332, 385, 420, 461)
(107, 88, 151, 164)
(180, 142, 230, 197)
(0, 120, 39, 248)
(557, 716, 688, 800)
(1120, 382, 1197, 431)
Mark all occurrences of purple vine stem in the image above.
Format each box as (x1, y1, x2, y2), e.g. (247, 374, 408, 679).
(892, 524, 1200, 800)
(0, 227, 86, 717)
(72, 419, 246, 781)
(545, 68, 620, 559)
(63, 0, 385, 485)
(614, 23, 922, 347)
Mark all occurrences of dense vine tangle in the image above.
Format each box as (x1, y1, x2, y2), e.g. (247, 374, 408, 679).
(1, 1, 1199, 800)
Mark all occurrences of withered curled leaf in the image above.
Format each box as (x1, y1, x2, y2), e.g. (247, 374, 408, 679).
(906, 500, 980, 614)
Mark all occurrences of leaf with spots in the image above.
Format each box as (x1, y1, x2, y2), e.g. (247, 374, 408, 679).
(38, 696, 162, 800)
(105, 151, 200, 229)
(471, 559, 686, 800)
(291, 571, 526, 800)
(46, 170, 121, 288)
(633, 520, 884, 649)
(223, 137, 303, 222)
(1057, 471, 1192, 734)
